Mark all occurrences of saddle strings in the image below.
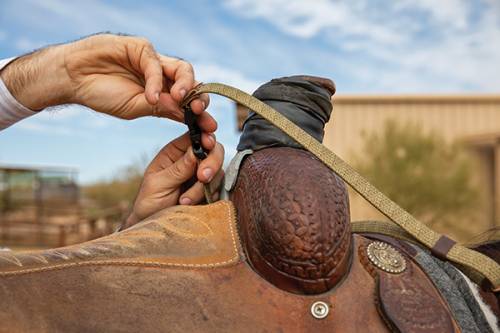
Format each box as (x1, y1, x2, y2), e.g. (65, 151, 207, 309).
(181, 82, 500, 292)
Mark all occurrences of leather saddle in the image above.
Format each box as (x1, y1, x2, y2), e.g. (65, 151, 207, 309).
(0, 77, 496, 332)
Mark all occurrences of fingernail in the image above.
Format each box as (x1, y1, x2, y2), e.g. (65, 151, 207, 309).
(202, 168, 213, 181)
(180, 197, 192, 205)
(179, 89, 186, 99)
(155, 92, 160, 102)
(208, 134, 215, 144)
(201, 101, 206, 109)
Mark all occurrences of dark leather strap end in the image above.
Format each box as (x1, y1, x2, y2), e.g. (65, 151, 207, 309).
(431, 235, 456, 261)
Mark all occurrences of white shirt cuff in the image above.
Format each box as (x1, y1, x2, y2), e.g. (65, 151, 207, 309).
(0, 57, 38, 130)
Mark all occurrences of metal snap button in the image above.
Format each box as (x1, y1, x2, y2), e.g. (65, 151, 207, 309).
(311, 301, 329, 319)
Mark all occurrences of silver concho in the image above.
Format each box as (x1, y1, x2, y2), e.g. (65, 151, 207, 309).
(367, 241, 406, 274)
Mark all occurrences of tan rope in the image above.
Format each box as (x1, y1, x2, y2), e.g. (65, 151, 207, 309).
(182, 82, 500, 291)
(351, 220, 416, 243)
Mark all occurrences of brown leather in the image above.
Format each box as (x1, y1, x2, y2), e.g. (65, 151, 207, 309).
(357, 238, 460, 333)
(369, 233, 500, 324)
(0, 200, 465, 332)
(376, 261, 457, 332)
(299, 75, 336, 95)
(0, 201, 240, 275)
(431, 235, 457, 261)
(231, 147, 352, 294)
(0, 206, 391, 332)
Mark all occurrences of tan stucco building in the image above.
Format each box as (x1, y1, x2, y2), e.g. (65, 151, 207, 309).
(325, 95, 500, 240)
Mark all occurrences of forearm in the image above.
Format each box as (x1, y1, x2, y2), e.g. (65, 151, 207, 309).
(0, 58, 36, 130)
(0, 45, 72, 111)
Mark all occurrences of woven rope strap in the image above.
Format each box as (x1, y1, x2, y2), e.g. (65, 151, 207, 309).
(351, 220, 415, 243)
(182, 82, 500, 291)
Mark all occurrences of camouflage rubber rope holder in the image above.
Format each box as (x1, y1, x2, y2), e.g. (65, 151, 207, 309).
(181, 82, 500, 292)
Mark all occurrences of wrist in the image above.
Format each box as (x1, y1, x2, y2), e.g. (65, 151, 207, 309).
(0, 44, 73, 110)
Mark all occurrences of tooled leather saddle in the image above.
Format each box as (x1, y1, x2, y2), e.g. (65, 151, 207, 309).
(0, 76, 498, 332)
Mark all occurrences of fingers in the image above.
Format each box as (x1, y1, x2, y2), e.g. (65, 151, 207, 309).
(137, 40, 163, 105)
(157, 93, 184, 121)
(179, 170, 224, 205)
(187, 81, 210, 119)
(189, 92, 210, 115)
(145, 133, 224, 204)
(126, 93, 217, 135)
(207, 169, 225, 195)
(160, 57, 210, 110)
(135, 46, 210, 118)
(179, 182, 204, 205)
(202, 132, 216, 150)
(157, 148, 197, 186)
(155, 56, 213, 125)
(197, 111, 218, 133)
(154, 93, 217, 134)
(145, 131, 219, 176)
(161, 56, 195, 102)
(145, 133, 191, 174)
(197, 142, 225, 183)
(117, 94, 154, 120)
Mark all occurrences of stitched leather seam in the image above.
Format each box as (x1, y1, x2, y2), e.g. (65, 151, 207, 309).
(224, 201, 241, 262)
(0, 259, 240, 276)
(0, 201, 241, 276)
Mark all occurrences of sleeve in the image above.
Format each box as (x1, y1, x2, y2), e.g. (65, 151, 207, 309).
(0, 57, 38, 131)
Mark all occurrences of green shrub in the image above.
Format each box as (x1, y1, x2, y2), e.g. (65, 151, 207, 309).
(354, 120, 478, 227)
(83, 155, 148, 212)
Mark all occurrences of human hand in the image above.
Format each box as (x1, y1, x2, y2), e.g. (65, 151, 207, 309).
(123, 132, 224, 229)
(0, 33, 215, 130)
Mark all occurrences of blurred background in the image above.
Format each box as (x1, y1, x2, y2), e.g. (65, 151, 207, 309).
(0, 0, 499, 249)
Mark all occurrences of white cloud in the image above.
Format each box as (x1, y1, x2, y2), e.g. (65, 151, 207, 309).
(396, 0, 470, 30)
(195, 63, 260, 93)
(24, 0, 153, 35)
(224, 0, 500, 92)
(224, 0, 403, 43)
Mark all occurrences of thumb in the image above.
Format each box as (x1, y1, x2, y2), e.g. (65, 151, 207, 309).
(158, 148, 197, 187)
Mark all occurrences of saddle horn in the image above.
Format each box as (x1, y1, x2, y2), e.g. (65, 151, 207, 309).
(230, 76, 352, 294)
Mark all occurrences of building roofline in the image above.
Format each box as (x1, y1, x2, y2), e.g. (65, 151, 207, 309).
(461, 132, 500, 147)
(333, 94, 500, 104)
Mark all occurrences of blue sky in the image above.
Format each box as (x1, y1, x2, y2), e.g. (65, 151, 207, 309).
(0, 0, 499, 183)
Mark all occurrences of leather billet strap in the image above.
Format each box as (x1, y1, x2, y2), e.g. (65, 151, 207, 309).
(181, 82, 500, 292)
